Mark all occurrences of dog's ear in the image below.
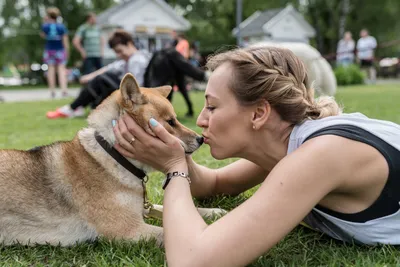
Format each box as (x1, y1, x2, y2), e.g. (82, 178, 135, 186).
(120, 73, 147, 104)
(153, 85, 172, 98)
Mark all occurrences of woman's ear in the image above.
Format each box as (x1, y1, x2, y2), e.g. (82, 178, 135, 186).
(251, 100, 271, 130)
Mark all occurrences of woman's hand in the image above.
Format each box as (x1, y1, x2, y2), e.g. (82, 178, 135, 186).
(79, 74, 91, 84)
(113, 115, 188, 173)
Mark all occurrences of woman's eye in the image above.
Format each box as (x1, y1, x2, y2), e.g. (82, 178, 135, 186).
(206, 106, 215, 111)
(166, 119, 176, 126)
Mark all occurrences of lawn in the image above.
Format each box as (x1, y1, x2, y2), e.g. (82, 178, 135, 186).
(1, 84, 400, 266)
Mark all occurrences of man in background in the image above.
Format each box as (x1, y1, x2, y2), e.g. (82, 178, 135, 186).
(170, 30, 194, 117)
(357, 29, 378, 84)
(73, 12, 104, 75)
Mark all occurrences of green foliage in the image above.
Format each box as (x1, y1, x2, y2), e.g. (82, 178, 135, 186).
(334, 64, 366, 86)
(305, 0, 400, 58)
(0, 0, 117, 67)
(166, 0, 296, 52)
(2, 0, 400, 68)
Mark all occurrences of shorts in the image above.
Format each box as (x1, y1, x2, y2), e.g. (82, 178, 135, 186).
(360, 59, 374, 68)
(43, 50, 67, 65)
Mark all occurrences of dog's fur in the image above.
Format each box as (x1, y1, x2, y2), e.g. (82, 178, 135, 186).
(0, 74, 205, 246)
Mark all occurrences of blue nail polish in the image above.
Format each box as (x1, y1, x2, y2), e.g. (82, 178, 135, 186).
(149, 118, 158, 127)
(112, 120, 117, 127)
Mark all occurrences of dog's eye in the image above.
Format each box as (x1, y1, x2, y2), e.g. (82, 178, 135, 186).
(166, 119, 176, 127)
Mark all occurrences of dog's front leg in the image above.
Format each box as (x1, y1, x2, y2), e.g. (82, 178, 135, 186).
(82, 201, 163, 245)
(147, 204, 227, 219)
(131, 223, 163, 245)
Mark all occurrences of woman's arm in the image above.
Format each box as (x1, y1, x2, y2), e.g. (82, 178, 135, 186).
(163, 136, 345, 267)
(62, 35, 70, 58)
(79, 66, 108, 84)
(112, 117, 345, 266)
(187, 156, 268, 198)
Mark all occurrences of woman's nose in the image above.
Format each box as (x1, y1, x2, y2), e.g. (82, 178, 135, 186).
(196, 109, 208, 128)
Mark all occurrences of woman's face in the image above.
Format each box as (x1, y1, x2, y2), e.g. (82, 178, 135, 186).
(112, 43, 135, 61)
(197, 63, 254, 159)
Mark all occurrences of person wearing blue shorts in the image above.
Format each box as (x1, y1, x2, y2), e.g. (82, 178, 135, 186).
(41, 7, 70, 98)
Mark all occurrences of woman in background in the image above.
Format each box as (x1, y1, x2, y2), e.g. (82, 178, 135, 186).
(40, 7, 69, 98)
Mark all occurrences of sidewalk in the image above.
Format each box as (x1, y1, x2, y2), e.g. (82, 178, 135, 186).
(0, 88, 80, 103)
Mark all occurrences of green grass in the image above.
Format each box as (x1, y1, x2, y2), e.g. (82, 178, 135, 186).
(1, 84, 400, 266)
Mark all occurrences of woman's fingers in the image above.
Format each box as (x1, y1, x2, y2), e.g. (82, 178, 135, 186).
(149, 118, 179, 146)
(113, 119, 137, 154)
(117, 116, 137, 143)
(121, 114, 151, 142)
(114, 143, 136, 158)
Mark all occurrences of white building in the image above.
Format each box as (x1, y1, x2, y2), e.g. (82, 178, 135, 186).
(97, 0, 191, 61)
(232, 4, 316, 45)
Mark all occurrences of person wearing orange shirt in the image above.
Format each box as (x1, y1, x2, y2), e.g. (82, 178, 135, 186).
(170, 31, 194, 117)
(175, 32, 190, 59)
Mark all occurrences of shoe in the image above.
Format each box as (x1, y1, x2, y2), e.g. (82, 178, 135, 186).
(73, 106, 85, 117)
(50, 91, 56, 99)
(46, 105, 75, 119)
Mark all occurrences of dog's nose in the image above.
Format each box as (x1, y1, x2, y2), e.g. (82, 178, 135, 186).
(196, 136, 204, 145)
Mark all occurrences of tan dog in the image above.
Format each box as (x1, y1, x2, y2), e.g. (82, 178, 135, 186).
(0, 74, 224, 246)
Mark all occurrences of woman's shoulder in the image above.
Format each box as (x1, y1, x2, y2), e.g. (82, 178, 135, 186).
(289, 112, 400, 154)
(288, 113, 368, 153)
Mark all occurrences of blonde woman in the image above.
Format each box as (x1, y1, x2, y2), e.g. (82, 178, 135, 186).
(114, 46, 400, 267)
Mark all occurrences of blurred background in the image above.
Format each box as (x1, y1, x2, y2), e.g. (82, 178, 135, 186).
(1, 0, 400, 88)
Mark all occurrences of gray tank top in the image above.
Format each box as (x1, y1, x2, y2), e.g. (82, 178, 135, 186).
(288, 112, 400, 245)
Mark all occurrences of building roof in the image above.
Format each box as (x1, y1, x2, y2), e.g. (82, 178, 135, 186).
(97, 0, 190, 30)
(233, 8, 283, 37)
(232, 4, 315, 38)
(97, 1, 134, 25)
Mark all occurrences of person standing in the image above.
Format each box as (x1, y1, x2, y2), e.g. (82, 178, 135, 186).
(357, 29, 378, 84)
(40, 7, 69, 98)
(73, 12, 104, 75)
(170, 30, 194, 117)
(174, 31, 190, 59)
(336, 31, 355, 67)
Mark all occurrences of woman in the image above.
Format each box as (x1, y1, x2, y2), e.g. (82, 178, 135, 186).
(336, 31, 355, 67)
(112, 46, 400, 267)
(41, 7, 69, 98)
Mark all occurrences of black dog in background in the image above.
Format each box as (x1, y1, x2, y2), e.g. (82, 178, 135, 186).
(144, 47, 206, 117)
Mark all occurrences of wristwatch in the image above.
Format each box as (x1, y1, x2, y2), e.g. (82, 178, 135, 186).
(162, 171, 191, 190)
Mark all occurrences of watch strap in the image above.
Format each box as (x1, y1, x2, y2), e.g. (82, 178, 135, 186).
(163, 171, 191, 190)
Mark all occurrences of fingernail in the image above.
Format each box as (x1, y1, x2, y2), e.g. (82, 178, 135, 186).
(149, 118, 158, 127)
(112, 120, 117, 127)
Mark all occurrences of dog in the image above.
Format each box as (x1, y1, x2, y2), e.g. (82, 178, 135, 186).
(0, 73, 224, 246)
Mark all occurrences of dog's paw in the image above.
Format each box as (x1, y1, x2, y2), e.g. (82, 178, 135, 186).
(197, 207, 227, 219)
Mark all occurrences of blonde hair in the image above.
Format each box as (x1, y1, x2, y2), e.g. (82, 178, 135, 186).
(46, 7, 60, 20)
(206, 46, 341, 124)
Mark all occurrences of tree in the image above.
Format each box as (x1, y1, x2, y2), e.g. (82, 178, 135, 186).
(166, 0, 296, 52)
(0, 0, 117, 67)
